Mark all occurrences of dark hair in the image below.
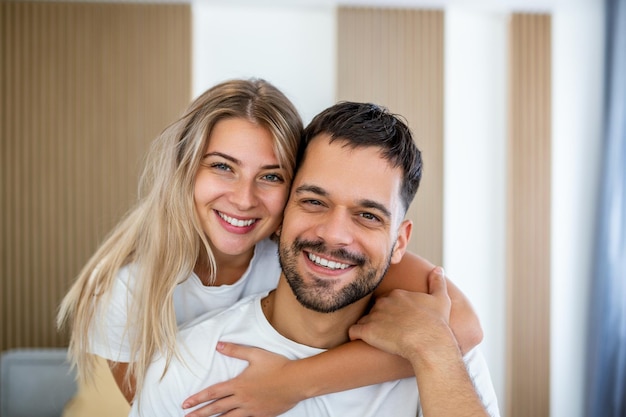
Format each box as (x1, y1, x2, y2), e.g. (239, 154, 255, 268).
(300, 101, 422, 212)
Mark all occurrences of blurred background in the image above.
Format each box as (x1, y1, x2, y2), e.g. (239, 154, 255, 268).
(1, 0, 618, 416)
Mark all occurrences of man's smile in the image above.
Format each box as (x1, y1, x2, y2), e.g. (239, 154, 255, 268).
(306, 252, 351, 270)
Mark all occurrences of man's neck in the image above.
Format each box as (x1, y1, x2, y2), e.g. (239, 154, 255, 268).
(261, 276, 371, 349)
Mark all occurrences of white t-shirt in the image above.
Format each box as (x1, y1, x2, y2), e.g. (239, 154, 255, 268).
(129, 292, 501, 417)
(129, 292, 419, 417)
(89, 238, 281, 362)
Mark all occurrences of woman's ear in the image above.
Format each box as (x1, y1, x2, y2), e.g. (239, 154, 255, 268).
(390, 219, 412, 264)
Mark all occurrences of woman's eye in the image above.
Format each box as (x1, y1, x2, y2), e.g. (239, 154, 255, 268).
(262, 173, 284, 183)
(210, 162, 232, 172)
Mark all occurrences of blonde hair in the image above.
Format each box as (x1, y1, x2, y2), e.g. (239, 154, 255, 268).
(57, 78, 303, 395)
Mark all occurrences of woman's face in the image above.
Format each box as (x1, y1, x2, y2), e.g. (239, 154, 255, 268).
(194, 117, 290, 261)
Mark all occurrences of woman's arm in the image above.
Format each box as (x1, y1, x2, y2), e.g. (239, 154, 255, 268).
(182, 260, 484, 417)
(376, 251, 484, 353)
(351, 268, 489, 416)
(183, 340, 412, 417)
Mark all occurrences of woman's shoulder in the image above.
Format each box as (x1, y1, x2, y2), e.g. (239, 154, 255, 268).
(241, 238, 281, 295)
(109, 263, 138, 289)
(102, 263, 144, 298)
(249, 238, 280, 271)
(180, 292, 266, 333)
(254, 237, 278, 255)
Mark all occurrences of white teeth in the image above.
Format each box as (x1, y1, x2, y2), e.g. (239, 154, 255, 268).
(218, 212, 256, 227)
(307, 253, 350, 270)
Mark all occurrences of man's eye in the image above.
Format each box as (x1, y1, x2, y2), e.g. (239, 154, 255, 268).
(303, 199, 323, 206)
(360, 212, 381, 222)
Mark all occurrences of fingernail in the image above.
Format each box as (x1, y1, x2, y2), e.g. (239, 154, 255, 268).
(435, 266, 445, 275)
(216, 342, 225, 351)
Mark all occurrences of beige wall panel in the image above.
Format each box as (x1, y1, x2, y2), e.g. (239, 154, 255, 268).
(506, 13, 552, 417)
(1, 1, 191, 350)
(337, 7, 444, 264)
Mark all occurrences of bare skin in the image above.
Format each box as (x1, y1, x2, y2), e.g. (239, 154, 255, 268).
(106, 254, 482, 412)
(179, 263, 481, 417)
(350, 268, 489, 417)
(109, 127, 483, 414)
(179, 137, 483, 416)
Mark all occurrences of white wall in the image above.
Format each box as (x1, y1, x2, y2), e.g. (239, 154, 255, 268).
(443, 7, 508, 412)
(443, 4, 605, 416)
(192, 1, 336, 124)
(551, 2, 604, 416)
(191, 2, 605, 416)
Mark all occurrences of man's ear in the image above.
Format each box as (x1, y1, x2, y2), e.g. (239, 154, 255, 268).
(390, 219, 412, 264)
(270, 224, 283, 242)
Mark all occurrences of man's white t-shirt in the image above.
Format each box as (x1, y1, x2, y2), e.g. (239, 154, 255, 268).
(89, 238, 281, 362)
(129, 292, 419, 417)
(129, 292, 501, 417)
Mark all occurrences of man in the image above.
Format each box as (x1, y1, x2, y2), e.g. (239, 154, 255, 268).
(129, 102, 499, 416)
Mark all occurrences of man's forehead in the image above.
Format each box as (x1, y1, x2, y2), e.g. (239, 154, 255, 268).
(295, 136, 403, 210)
(300, 134, 388, 173)
(301, 134, 358, 164)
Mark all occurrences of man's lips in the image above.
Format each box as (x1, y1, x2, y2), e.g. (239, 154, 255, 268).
(305, 251, 352, 271)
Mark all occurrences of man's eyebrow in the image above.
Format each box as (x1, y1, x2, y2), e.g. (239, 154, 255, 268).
(294, 184, 328, 196)
(358, 199, 392, 218)
(203, 152, 282, 170)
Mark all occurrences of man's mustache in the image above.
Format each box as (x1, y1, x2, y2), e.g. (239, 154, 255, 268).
(291, 238, 366, 267)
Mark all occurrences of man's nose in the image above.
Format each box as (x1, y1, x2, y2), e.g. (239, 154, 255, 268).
(314, 208, 354, 247)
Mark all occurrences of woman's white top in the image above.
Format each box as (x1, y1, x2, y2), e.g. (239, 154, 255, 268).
(88, 238, 281, 362)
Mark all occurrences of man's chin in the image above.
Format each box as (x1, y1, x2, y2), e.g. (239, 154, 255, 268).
(294, 292, 343, 313)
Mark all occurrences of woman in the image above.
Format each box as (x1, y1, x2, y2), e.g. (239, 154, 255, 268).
(58, 78, 482, 416)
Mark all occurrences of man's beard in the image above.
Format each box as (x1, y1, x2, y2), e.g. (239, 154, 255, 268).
(278, 237, 393, 313)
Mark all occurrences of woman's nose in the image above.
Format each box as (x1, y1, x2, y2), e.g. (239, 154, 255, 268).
(229, 180, 258, 210)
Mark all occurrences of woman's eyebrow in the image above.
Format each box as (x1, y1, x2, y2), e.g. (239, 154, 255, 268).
(262, 164, 283, 170)
(202, 151, 239, 164)
(202, 152, 282, 171)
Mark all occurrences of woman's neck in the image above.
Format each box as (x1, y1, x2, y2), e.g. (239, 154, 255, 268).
(194, 247, 255, 286)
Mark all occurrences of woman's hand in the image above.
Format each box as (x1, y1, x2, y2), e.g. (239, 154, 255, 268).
(182, 342, 299, 417)
(377, 253, 483, 354)
(349, 267, 456, 362)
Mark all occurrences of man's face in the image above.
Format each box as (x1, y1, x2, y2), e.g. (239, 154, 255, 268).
(278, 135, 410, 313)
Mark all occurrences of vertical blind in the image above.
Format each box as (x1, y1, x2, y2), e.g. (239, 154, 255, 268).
(507, 13, 552, 417)
(337, 7, 444, 264)
(0, 1, 191, 350)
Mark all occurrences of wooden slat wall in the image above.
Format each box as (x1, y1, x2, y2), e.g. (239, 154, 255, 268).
(0, 1, 191, 351)
(506, 13, 552, 417)
(337, 8, 444, 265)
